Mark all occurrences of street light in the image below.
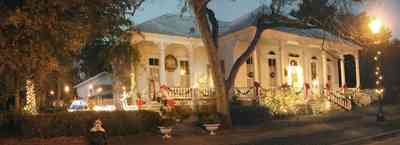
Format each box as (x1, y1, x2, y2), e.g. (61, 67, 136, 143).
(369, 17, 385, 122)
(369, 18, 383, 34)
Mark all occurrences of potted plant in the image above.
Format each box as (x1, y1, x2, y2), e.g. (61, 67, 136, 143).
(158, 110, 176, 139)
(158, 118, 175, 139)
(202, 113, 222, 135)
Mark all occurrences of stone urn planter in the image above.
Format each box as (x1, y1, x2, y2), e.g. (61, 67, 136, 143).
(203, 123, 220, 135)
(159, 126, 173, 139)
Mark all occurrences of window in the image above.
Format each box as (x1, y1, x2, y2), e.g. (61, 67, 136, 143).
(149, 58, 159, 66)
(311, 62, 317, 80)
(179, 61, 189, 75)
(268, 58, 277, 86)
(180, 60, 190, 87)
(246, 57, 253, 64)
(246, 57, 255, 86)
(148, 57, 160, 100)
(268, 59, 276, 67)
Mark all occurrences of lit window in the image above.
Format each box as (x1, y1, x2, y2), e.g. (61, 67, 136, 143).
(311, 62, 317, 80)
(179, 61, 189, 75)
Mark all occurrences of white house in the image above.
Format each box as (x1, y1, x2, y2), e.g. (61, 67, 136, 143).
(128, 10, 361, 104)
(74, 72, 113, 107)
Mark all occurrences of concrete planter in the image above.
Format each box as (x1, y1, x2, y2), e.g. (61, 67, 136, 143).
(203, 123, 220, 135)
(159, 126, 172, 139)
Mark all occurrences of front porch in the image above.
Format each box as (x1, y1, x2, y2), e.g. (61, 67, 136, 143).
(121, 86, 369, 114)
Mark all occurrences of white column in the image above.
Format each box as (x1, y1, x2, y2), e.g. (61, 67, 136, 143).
(279, 41, 286, 85)
(322, 51, 328, 88)
(253, 49, 260, 82)
(340, 55, 346, 87)
(187, 43, 194, 87)
(159, 41, 167, 85)
(355, 55, 361, 88)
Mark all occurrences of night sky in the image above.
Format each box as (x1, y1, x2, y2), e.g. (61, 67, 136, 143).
(132, 0, 400, 39)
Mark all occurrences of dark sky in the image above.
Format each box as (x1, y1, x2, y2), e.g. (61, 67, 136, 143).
(132, 0, 400, 39)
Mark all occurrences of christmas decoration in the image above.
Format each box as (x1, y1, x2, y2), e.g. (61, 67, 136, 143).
(24, 80, 38, 115)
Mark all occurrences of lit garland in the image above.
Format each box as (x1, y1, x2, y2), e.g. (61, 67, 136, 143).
(23, 80, 38, 115)
(374, 50, 384, 95)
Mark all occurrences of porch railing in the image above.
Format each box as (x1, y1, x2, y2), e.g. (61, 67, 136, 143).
(326, 89, 353, 111)
(155, 87, 354, 111)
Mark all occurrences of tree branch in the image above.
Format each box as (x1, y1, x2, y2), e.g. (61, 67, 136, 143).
(225, 14, 317, 90)
(206, 7, 219, 48)
(225, 25, 264, 89)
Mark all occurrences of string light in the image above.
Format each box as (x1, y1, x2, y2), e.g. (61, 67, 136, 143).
(23, 80, 38, 115)
(373, 48, 384, 97)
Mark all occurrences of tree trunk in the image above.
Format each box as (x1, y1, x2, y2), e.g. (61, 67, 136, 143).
(191, 0, 232, 127)
(14, 83, 20, 112)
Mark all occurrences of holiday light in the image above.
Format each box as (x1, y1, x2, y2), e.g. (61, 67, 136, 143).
(64, 85, 70, 93)
(24, 80, 38, 115)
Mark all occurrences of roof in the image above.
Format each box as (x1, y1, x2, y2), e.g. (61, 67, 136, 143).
(136, 14, 230, 38)
(136, 8, 361, 49)
(74, 72, 111, 88)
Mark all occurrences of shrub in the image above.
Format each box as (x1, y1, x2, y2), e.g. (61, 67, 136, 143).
(175, 106, 192, 121)
(262, 88, 307, 116)
(230, 104, 271, 126)
(0, 110, 161, 138)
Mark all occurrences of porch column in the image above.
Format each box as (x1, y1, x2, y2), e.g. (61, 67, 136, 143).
(355, 55, 361, 88)
(187, 43, 195, 87)
(253, 49, 260, 82)
(322, 51, 328, 89)
(340, 55, 346, 87)
(279, 41, 286, 85)
(159, 41, 167, 85)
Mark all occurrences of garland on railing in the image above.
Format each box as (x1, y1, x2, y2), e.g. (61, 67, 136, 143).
(234, 87, 255, 96)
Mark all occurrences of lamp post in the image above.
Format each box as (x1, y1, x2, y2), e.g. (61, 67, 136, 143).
(369, 18, 385, 122)
(63, 85, 70, 107)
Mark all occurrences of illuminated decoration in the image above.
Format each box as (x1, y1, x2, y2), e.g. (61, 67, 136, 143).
(97, 87, 103, 93)
(64, 85, 70, 93)
(120, 89, 138, 111)
(67, 99, 87, 112)
(287, 60, 304, 89)
(93, 105, 116, 111)
(374, 49, 384, 95)
(50, 90, 55, 95)
(23, 80, 38, 115)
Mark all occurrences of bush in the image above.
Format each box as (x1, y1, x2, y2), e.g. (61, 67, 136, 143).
(262, 88, 307, 116)
(230, 104, 272, 126)
(175, 106, 192, 121)
(0, 110, 161, 138)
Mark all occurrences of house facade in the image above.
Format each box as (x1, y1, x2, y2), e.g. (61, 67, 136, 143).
(127, 12, 361, 105)
(74, 72, 113, 108)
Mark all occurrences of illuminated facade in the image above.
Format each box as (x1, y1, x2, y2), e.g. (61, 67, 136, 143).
(129, 13, 362, 102)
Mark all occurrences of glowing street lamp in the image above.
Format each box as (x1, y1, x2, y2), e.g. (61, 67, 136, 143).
(369, 18, 383, 34)
(369, 17, 385, 122)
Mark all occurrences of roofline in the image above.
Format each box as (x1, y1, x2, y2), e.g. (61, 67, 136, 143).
(74, 72, 111, 88)
(221, 25, 363, 50)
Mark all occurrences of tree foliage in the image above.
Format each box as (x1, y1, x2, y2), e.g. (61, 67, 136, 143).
(0, 0, 144, 109)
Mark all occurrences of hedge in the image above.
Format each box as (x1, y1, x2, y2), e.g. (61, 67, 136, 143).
(0, 110, 161, 138)
(230, 104, 272, 126)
